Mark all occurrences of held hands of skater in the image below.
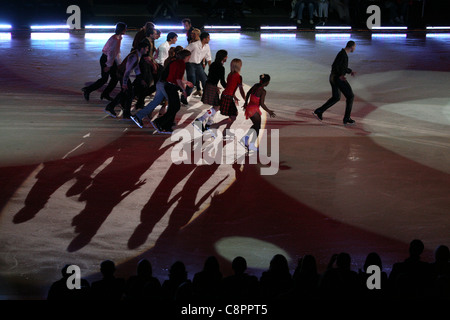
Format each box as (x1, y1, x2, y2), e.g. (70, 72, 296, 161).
(182, 81, 194, 98)
(268, 110, 276, 118)
(351, 71, 356, 77)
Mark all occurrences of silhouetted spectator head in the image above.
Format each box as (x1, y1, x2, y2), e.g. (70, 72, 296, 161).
(435, 245, 450, 263)
(269, 254, 290, 274)
(203, 256, 220, 273)
(409, 239, 425, 258)
(100, 260, 116, 277)
(61, 264, 71, 279)
(137, 259, 152, 277)
(363, 252, 383, 272)
(336, 252, 351, 270)
(169, 261, 187, 282)
(300, 255, 317, 274)
(232, 256, 247, 275)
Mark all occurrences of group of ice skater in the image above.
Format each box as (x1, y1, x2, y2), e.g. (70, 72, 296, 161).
(82, 18, 357, 151)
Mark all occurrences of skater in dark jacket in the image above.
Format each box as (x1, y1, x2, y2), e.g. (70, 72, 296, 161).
(313, 40, 357, 125)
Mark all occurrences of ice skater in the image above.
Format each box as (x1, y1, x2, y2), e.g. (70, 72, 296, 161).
(155, 32, 178, 67)
(104, 41, 149, 119)
(184, 31, 212, 103)
(213, 58, 246, 137)
(130, 46, 184, 128)
(313, 40, 357, 125)
(132, 22, 155, 51)
(193, 49, 228, 133)
(240, 74, 276, 151)
(151, 49, 194, 133)
(82, 22, 127, 102)
(182, 18, 194, 44)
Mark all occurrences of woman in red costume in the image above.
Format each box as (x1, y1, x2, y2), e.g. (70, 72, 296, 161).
(213, 58, 246, 137)
(241, 74, 276, 151)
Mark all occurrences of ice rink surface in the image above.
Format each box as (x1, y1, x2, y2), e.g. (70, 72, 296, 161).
(0, 30, 449, 299)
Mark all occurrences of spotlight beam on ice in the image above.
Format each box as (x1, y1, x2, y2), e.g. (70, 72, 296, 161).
(214, 237, 292, 268)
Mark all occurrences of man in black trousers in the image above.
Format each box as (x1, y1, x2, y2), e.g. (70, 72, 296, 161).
(314, 40, 357, 125)
(104, 42, 149, 119)
(82, 22, 127, 102)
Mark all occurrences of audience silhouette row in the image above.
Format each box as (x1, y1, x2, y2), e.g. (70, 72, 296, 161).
(47, 240, 450, 300)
